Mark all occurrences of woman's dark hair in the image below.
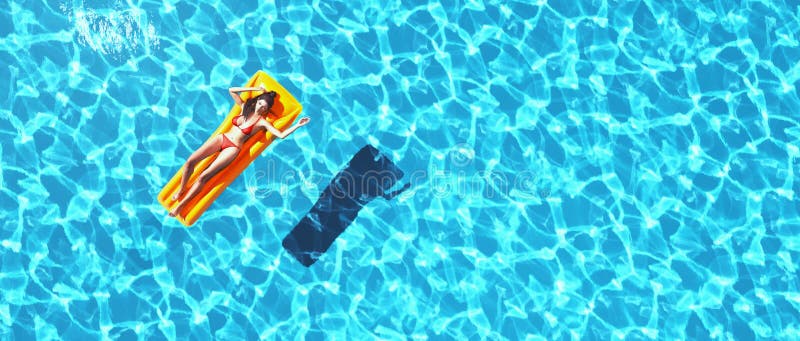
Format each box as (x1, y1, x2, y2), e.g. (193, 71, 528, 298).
(242, 91, 277, 117)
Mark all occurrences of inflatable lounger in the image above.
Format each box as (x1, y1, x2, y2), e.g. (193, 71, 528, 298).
(158, 70, 302, 226)
(282, 145, 410, 266)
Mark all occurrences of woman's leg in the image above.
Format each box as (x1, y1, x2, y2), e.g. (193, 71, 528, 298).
(169, 146, 240, 217)
(173, 135, 224, 201)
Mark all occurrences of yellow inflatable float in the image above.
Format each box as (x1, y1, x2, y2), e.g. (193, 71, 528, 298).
(157, 70, 302, 226)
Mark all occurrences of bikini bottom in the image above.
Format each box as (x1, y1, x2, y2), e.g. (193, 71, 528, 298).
(219, 134, 238, 151)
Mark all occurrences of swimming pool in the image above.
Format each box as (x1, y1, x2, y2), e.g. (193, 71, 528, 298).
(2, 0, 799, 339)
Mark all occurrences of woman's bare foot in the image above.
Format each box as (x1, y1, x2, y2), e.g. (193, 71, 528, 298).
(168, 206, 181, 218)
(171, 190, 184, 201)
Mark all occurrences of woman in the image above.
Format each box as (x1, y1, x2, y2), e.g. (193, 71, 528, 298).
(169, 85, 310, 217)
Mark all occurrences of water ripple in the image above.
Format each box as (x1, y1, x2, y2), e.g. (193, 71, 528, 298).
(1, 0, 800, 339)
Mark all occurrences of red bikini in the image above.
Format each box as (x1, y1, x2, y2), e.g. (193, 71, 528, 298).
(232, 114, 258, 135)
(219, 115, 259, 151)
(219, 135, 237, 151)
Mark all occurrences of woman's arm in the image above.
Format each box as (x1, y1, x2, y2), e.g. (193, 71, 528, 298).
(260, 117, 310, 139)
(228, 85, 266, 106)
(229, 86, 263, 93)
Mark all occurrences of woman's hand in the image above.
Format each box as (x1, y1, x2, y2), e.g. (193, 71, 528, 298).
(259, 84, 267, 92)
(298, 117, 310, 126)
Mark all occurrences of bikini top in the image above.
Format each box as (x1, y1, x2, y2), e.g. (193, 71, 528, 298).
(232, 115, 259, 135)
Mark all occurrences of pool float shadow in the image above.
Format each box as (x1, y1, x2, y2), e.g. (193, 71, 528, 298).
(282, 145, 409, 267)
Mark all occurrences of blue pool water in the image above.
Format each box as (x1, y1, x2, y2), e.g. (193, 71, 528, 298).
(2, 0, 800, 339)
